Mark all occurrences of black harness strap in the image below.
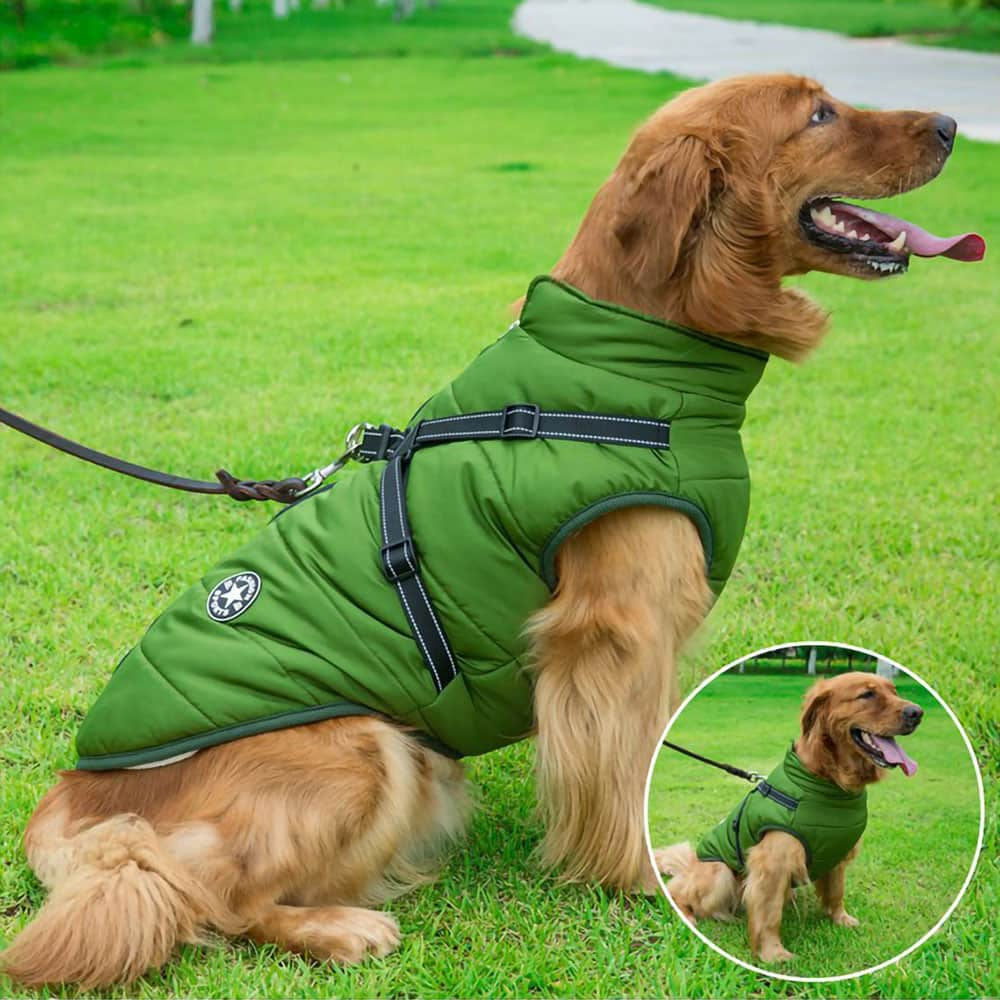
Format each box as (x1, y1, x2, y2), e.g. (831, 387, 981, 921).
(363, 404, 671, 694)
(378, 433, 459, 692)
(357, 405, 670, 461)
(756, 780, 800, 811)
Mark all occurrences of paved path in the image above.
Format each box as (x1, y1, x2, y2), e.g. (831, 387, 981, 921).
(513, 0, 1000, 142)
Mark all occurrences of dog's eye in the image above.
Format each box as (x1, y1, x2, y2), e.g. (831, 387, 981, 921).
(810, 104, 837, 126)
(857, 690, 876, 700)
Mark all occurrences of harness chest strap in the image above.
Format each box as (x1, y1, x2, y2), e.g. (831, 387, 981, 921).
(356, 404, 672, 691)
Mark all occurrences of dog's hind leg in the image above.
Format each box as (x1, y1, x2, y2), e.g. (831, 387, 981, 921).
(527, 506, 711, 892)
(21, 795, 85, 891)
(208, 718, 469, 963)
(814, 841, 860, 928)
(743, 831, 807, 963)
(4, 716, 468, 987)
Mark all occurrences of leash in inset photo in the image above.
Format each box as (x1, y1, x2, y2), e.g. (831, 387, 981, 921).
(661, 739, 765, 784)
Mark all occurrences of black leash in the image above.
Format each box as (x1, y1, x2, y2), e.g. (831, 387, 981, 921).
(0, 406, 365, 504)
(661, 739, 765, 784)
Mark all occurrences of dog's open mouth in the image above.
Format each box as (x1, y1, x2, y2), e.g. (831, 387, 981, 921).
(850, 728, 918, 776)
(800, 197, 985, 277)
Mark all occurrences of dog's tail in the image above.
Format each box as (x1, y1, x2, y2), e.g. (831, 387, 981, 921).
(654, 841, 740, 922)
(1, 813, 238, 989)
(653, 841, 698, 878)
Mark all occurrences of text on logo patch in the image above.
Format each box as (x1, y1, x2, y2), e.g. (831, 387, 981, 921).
(206, 571, 261, 623)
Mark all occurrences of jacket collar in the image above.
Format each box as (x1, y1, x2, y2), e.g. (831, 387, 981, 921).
(780, 745, 867, 802)
(517, 276, 769, 406)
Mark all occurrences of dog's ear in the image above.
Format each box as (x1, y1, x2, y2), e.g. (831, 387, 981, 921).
(800, 682, 833, 737)
(613, 133, 720, 290)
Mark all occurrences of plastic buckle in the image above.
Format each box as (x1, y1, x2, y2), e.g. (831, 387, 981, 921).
(500, 404, 540, 439)
(367, 423, 398, 462)
(380, 538, 419, 582)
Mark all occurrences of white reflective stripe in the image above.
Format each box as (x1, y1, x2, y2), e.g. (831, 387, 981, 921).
(125, 750, 198, 770)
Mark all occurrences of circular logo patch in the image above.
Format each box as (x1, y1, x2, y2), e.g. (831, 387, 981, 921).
(206, 571, 261, 623)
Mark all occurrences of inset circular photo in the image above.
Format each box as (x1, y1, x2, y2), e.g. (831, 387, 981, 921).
(645, 643, 983, 982)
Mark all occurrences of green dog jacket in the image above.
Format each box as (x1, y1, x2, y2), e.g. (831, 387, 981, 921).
(75, 277, 768, 770)
(696, 746, 868, 882)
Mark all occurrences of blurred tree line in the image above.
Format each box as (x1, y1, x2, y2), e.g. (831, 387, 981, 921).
(0, 0, 438, 68)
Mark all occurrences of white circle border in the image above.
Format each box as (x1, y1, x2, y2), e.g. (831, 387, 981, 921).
(643, 639, 987, 984)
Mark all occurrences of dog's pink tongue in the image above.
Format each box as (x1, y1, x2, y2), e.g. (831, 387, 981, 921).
(846, 204, 985, 261)
(870, 735, 918, 777)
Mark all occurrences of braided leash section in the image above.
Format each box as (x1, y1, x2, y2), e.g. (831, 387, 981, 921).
(214, 469, 309, 503)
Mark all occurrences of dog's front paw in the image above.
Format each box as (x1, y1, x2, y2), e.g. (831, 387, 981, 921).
(829, 910, 859, 928)
(311, 908, 401, 964)
(347, 910, 401, 961)
(757, 942, 795, 963)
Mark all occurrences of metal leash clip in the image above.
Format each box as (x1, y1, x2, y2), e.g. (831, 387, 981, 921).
(295, 422, 376, 498)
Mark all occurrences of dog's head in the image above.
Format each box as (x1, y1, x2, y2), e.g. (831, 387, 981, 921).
(566, 73, 984, 358)
(795, 671, 922, 790)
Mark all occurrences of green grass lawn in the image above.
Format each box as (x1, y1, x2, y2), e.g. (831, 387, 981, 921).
(1, 1, 998, 997)
(645, 0, 1000, 52)
(647, 673, 982, 978)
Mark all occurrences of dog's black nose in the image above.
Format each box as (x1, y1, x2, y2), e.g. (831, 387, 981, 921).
(902, 704, 923, 728)
(932, 114, 957, 153)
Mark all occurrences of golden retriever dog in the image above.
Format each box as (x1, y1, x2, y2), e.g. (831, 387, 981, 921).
(656, 672, 923, 963)
(1, 75, 980, 988)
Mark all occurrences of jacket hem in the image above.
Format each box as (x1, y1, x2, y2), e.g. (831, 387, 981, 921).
(76, 702, 460, 771)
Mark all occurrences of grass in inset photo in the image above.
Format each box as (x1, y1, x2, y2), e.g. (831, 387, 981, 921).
(647, 671, 982, 978)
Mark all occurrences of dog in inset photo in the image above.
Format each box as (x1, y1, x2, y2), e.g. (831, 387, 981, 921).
(656, 671, 922, 963)
(0, 75, 982, 989)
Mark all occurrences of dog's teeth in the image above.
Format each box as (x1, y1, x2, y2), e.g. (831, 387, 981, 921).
(867, 260, 899, 274)
(860, 234, 871, 241)
(834, 220, 846, 233)
(847, 229, 858, 239)
(813, 206, 837, 229)
(887, 230, 907, 252)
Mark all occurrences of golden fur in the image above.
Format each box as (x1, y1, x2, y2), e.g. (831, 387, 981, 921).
(656, 672, 922, 962)
(2, 74, 952, 986)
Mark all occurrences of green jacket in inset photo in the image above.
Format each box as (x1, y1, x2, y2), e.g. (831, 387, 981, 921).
(696, 746, 868, 882)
